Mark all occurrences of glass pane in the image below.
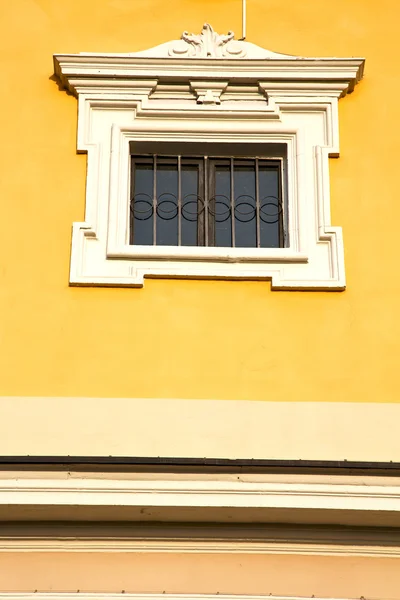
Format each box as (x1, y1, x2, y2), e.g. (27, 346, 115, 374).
(181, 164, 200, 246)
(156, 160, 178, 246)
(131, 162, 154, 245)
(214, 162, 231, 247)
(234, 160, 257, 248)
(259, 164, 281, 248)
(131, 155, 283, 249)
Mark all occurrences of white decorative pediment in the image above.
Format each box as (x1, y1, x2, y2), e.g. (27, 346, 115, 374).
(54, 25, 364, 97)
(132, 23, 292, 59)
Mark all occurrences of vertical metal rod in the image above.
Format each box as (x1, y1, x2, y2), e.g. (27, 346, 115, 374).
(255, 158, 260, 248)
(204, 157, 209, 246)
(177, 156, 182, 246)
(230, 158, 235, 248)
(153, 154, 157, 245)
(278, 161, 284, 248)
(242, 0, 246, 40)
(130, 159, 134, 245)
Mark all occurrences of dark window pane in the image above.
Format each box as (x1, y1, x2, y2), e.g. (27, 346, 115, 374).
(130, 154, 284, 250)
(234, 160, 257, 248)
(131, 162, 153, 245)
(259, 163, 281, 248)
(181, 163, 200, 246)
(156, 160, 178, 246)
(213, 161, 231, 248)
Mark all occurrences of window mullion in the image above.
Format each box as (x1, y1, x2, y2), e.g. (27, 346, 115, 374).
(177, 156, 182, 247)
(230, 158, 235, 248)
(130, 158, 135, 245)
(255, 158, 261, 248)
(152, 154, 157, 245)
(204, 157, 209, 246)
(278, 162, 284, 248)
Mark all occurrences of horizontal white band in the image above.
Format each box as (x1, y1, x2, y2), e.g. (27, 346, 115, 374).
(0, 397, 398, 462)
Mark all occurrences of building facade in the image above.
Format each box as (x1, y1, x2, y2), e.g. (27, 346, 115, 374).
(0, 0, 399, 598)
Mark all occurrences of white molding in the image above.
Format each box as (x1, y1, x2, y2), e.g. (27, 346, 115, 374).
(0, 473, 400, 518)
(2, 398, 400, 463)
(0, 537, 399, 558)
(53, 25, 365, 290)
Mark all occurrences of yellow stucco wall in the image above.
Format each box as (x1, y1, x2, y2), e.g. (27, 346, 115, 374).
(0, 0, 398, 403)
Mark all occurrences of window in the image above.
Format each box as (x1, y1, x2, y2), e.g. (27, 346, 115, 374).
(130, 154, 284, 249)
(54, 24, 364, 289)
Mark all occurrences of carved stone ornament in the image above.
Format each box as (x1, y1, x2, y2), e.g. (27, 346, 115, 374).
(169, 23, 247, 58)
(128, 23, 295, 60)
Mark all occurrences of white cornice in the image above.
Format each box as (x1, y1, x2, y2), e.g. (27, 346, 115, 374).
(1, 474, 400, 526)
(53, 23, 364, 97)
(1, 537, 399, 558)
(53, 55, 364, 98)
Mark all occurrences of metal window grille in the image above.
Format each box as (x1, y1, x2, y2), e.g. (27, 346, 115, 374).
(130, 155, 284, 248)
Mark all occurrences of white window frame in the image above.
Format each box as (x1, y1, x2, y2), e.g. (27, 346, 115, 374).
(54, 24, 364, 290)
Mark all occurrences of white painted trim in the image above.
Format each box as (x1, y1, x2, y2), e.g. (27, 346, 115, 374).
(0, 398, 398, 463)
(2, 466, 400, 527)
(0, 538, 399, 558)
(53, 26, 364, 290)
(1, 474, 400, 519)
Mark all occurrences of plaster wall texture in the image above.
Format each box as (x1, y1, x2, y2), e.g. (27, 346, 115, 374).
(0, 397, 399, 459)
(0, 3, 398, 403)
(1, 3, 399, 594)
(0, 552, 399, 597)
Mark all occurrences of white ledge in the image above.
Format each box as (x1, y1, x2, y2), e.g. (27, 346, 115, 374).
(1, 474, 400, 526)
(54, 54, 364, 97)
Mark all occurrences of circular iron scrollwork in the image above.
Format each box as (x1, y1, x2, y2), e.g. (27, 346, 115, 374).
(131, 193, 282, 225)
